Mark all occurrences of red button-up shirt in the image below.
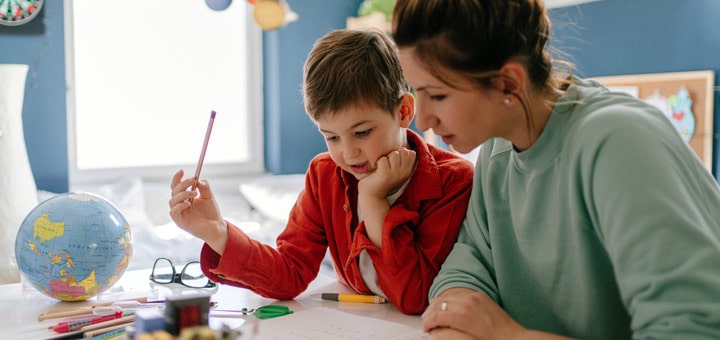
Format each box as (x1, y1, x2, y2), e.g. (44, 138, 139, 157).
(200, 130, 473, 314)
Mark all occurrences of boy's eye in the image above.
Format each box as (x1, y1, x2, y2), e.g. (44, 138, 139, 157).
(429, 94, 446, 101)
(325, 135, 338, 142)
(355, 129, 371, 137)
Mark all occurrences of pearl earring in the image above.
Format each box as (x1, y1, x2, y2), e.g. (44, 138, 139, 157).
(503, 97, 511, 105)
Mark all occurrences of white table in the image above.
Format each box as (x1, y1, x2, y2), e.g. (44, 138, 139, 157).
(0, 268, 423, 339)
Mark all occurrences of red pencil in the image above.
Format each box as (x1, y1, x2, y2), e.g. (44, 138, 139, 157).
(49, 311, 123, 333)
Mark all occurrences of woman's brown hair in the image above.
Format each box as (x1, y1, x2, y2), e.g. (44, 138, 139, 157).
(392, 0, 570, 94)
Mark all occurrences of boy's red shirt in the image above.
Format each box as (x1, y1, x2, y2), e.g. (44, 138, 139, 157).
(200, 130, 473, 314)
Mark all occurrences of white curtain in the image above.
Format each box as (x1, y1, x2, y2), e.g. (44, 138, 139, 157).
(0, 64, 38, 284)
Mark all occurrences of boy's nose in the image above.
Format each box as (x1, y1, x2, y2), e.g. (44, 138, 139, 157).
(342, 142, 361, 157)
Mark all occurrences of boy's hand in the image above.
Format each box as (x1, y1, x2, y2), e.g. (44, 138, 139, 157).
(357, 148, 416, 249)
(359, 147, 417, 199)
(169, 169, 228, 254)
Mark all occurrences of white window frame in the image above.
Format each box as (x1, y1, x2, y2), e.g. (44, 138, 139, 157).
(64, 0, 264, 189)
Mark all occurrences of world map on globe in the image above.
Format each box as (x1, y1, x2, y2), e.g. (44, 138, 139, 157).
(14, 192, 132, 301)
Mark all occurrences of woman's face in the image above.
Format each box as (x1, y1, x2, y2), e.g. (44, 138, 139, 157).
(399, 48, 513, 154)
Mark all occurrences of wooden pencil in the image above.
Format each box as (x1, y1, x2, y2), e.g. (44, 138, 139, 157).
(80, 315, 135, 332)
(38, 308, 93, 321)
(85, 327, 126, 340)
(83, 323, 131, 338)
(189, 110, 217, 202)
(38, 297, 148, 321)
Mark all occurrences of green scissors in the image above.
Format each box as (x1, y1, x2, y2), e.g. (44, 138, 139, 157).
(240, 304, 293, 319)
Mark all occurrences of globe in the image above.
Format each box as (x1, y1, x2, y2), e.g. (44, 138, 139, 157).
(14, 192, 132, 301)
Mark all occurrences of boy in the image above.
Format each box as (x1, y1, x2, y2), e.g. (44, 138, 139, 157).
(169, 29, 473, 314)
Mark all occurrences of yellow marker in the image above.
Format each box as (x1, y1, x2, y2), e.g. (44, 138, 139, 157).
(320, 293, 387, 304)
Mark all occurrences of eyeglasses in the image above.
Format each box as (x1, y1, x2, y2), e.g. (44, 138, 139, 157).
(149, 258, 216, 289)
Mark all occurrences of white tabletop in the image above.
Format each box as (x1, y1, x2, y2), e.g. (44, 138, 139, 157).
(0, 268, 423, 339)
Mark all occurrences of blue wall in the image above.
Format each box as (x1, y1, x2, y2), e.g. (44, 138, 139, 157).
(549, 0, 720, 177)
(263, 1, 362, 174)
(0, 1, 67, 193)
(1, 0, 718, 193)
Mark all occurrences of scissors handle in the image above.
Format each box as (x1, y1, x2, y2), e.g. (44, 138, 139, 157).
(253, 305, 293, 319)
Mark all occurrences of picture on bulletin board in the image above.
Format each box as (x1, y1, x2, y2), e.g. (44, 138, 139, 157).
(0, 0, 45, 34)
(591, 70, 715, 171)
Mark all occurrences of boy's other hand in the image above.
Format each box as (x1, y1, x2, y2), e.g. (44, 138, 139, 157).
(359, 147, 417, 199)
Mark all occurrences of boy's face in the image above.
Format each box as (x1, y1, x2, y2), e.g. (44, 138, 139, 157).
(316, 103, 407, 181)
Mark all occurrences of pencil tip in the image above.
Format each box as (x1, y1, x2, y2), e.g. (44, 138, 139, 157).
(210, 110, 216, 118)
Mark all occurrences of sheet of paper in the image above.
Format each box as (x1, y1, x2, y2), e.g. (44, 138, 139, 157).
(241, 307, 427, 339)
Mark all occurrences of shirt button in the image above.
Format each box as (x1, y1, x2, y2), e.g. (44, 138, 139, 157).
(343, 204, 348, 211)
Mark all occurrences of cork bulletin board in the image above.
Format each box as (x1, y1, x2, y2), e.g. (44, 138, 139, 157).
(592, 70, 715, 171)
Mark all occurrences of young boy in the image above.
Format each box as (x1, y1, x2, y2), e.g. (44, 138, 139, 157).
(168, 29, 473, 315)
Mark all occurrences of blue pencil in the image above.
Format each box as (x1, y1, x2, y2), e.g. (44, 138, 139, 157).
(87, 327, 126, 340)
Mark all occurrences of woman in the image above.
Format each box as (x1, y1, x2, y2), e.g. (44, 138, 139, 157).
(392, 0, 720, 338)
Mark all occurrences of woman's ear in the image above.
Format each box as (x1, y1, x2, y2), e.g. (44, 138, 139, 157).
(398, 93, 415, 128)
(497, 61, 527, 98)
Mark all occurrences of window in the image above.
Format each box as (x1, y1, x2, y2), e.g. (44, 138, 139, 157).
(64, 1, 264, 187)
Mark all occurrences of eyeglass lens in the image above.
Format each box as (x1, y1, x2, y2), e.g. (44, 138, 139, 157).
(152, 258, 175, 284)
(152, 258, 213, 288)
(180, 262, 208, 288)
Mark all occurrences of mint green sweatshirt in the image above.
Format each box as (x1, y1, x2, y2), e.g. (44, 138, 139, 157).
(430, 78, 720, 339)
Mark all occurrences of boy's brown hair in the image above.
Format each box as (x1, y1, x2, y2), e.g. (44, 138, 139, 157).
(303, 29, 409, 121)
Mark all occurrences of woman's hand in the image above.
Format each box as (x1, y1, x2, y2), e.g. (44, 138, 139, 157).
(422, 288, 524, 340)
(423, 288, 575, 340)
(169, 169, 228, 254)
